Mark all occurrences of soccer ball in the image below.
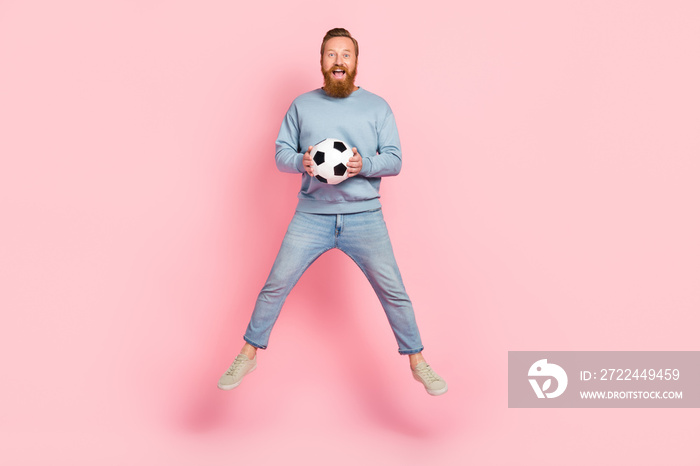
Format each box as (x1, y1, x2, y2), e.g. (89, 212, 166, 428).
(310, 138, 352, 185)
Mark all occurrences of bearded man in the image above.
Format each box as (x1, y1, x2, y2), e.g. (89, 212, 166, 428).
(218, 28, 447, 396)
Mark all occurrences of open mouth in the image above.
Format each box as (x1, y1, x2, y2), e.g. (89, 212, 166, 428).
(331, 68, 346, 79)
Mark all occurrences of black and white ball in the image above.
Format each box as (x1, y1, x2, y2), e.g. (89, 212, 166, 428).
(310, 138, 352, 185)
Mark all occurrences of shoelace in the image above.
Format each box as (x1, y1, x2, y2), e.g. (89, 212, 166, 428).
(225, 355, 249, 376)
(414, 364, 440, 383)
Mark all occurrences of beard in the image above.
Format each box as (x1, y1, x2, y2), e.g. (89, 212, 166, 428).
(322, 65, 357, 98)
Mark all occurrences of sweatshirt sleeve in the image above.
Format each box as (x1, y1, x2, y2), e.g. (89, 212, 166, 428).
(274, 104, 305, 174)
(360, 108, 402, 178)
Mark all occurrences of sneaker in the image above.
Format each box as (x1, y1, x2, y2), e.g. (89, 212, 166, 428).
(412, 361, 448, 396)
(218, 353, 257, 390)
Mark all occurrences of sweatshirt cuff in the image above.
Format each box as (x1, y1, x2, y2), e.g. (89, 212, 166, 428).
(359, 156, 372, 177)
(295, 152, 305, 173)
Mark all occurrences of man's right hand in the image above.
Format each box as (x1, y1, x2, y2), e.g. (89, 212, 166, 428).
(302, 146, 314, 176)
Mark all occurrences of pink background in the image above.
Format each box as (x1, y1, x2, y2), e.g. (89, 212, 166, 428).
(1, 0, 699, 464)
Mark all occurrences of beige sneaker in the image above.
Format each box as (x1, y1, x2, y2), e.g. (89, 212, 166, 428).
(218, 353, 257, 390)
(412, 361, 448, 396)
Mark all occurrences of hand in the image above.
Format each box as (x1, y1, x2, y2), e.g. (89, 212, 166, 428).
(302, 146, 314, 177)
(347, 147, 363, 177)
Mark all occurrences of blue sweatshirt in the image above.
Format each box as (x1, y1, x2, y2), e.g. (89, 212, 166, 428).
(275, 87, 402, 214)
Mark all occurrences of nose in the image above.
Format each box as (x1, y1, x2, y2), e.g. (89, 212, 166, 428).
(333, 54, 343, 66)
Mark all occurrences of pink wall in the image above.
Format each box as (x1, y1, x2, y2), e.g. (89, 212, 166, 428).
(1, 0, 699, 464)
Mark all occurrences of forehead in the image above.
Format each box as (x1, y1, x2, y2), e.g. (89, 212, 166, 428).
(323, 36, 355, 54)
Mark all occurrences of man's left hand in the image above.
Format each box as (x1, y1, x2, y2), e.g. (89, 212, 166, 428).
(347, 147, 363, 177)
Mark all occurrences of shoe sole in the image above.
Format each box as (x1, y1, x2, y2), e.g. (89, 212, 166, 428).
(413, 373, 448, 396)
(217, 363, 257, 390)
(427, 383, 448, 396)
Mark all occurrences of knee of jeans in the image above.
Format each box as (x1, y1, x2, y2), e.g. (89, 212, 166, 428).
(258, 281, 290, 301)
(376, 285, 410, 303)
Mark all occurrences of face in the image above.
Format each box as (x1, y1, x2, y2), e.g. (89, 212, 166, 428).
(321, 36, 358, 98)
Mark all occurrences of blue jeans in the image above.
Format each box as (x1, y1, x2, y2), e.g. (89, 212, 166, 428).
(244, 208, 424, 355)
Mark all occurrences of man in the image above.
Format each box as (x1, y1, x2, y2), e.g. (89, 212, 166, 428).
(218, 28, 447, 396)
